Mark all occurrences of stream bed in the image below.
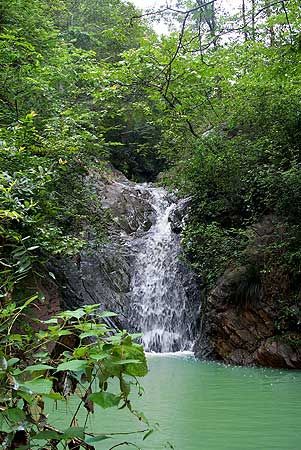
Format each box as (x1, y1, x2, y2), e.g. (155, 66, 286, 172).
(52, 354, 301, 450)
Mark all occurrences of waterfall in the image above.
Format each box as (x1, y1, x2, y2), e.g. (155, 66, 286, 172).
(129, 185, 198, 353)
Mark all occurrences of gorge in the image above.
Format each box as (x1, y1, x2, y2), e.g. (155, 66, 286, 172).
(46, 168, 301, 448)
(1, 1, 301, 448)
(47, 167, 301, 369)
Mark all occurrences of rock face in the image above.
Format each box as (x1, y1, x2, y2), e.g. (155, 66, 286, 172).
(194, 216, 301, 369)
(87, 167, 154, 235)
(168, 197, 191, 234)
(48, 167, 154, 329)
(49, 245, 133, 328)
(255, 339, 301, 369)
(195, 280, 301, 369)
(44, 170, 301, 369)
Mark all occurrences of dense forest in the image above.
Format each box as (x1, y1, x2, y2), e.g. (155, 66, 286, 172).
(0, 0, 301, 448)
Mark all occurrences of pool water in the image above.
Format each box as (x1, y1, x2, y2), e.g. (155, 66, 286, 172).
(52, 354, 301, 450)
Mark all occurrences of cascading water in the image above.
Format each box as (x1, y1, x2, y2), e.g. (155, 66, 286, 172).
(129, 185, 198, 353)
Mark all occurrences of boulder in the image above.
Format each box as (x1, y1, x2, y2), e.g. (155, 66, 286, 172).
(255, 337, 301, 369)
(168, 197, 191, 233)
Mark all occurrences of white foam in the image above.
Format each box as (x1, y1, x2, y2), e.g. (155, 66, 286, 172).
(145, 350, 195, 358)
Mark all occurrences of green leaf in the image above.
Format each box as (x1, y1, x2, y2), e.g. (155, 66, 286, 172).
(118, 344, 148, 377)
(84, 304, 100, 313)
(56, 330, 73, 337)
(7, 358, 20, 367)
(88, 392, 120, 409)
(59, 308, 86, 320)
(79, 331, 102, 339)
(33, 430, 61, 440)
(0, 356, 7, 371)
(85, 434, 111, 443)
(62, 427, 85, 440)
(43, 392, 65, 401)
(112, 359, 142, 365)
(42, 318, 58, 324)
(90, 353, 108, 361)
(22, 364, 54, 372)
(21, 378, 52, 394)
(0, 412, 13, 433)
(7, 407, 26, 424)
(99, 311, 117, 318)
(18, 390, 35, 404)
(56, 359, 89, 372)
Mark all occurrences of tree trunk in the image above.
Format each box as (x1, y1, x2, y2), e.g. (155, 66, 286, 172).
(251, 0, 256, 41)
(242, 0, 248, 42)
(196, 0, 217, 46)
(265, 0, 275, 46)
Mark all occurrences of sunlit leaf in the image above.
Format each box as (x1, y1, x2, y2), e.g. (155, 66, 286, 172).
(56, 360, 89, 372)
(88, 392, 121, 409)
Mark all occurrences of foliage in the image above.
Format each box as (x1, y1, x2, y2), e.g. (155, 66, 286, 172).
(0, 302, 150, 449)
(50, 0, 148, 60)
(0, 130, 108, 300)
(99, 0, 301, 332)
(0, 3, 157, 447)
(152, 4, 301, 301)
(182, 223, 248, 288)
(0, 0, 154, 299)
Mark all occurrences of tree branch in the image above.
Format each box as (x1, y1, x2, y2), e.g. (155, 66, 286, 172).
(281, 0, 293, 44)
(131, 0, 217, 22)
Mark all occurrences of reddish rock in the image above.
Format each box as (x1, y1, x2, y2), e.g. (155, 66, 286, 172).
(194, 216, 301, 369)
(255, 338, 301, 369)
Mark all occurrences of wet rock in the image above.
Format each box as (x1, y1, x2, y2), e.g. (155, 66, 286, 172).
(194, 262, 290, 366)
(46, 167, 152, 328)
(87, 169, 154, 235)
(49, 244, 133, 329)
(168, 197, 191, 233)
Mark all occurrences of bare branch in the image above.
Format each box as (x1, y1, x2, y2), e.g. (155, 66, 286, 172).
(184, 0, 290, 54)
(131, 0, 217, 22)
(281, 0, 293, 44)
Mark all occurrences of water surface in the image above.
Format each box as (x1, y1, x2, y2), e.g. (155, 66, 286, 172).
(52, 355, 301, 450)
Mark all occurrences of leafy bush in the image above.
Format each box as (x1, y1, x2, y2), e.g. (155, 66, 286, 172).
(0, 302, 150, 449)
(182, 223, 248, 288)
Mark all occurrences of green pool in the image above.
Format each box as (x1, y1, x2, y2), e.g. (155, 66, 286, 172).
(52, 354, 301, 450)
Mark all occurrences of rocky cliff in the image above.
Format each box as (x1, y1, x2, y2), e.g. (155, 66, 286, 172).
(46, 166, 199, 341)
(42, 168, 301, 369)
(194, 216, 301, 369)
(46, 168, 153, 328)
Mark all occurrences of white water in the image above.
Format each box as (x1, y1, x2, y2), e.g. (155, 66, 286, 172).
(129, 185, 198, 352)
